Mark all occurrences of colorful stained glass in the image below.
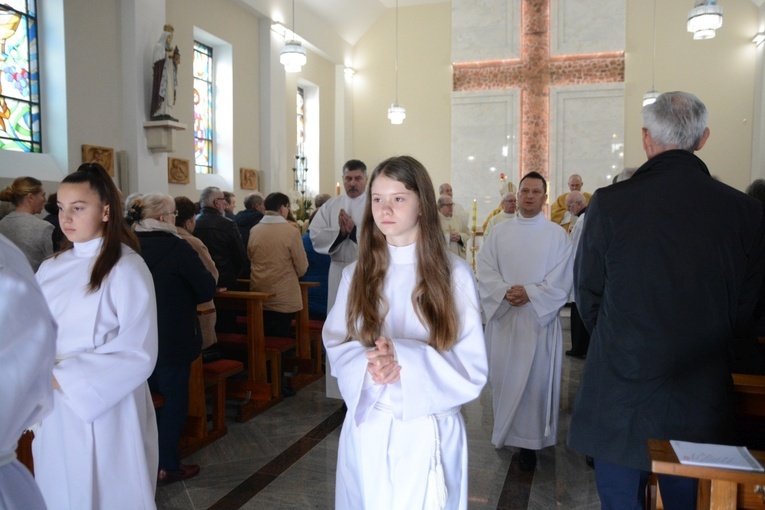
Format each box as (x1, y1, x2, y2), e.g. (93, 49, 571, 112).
(193, 41, 213, 174)
(0, 1, 41, 152)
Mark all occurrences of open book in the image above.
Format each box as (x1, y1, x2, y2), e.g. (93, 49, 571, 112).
(670, 440, 764, 472)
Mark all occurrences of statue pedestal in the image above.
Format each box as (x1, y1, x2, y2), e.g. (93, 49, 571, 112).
(143, 120, 187, 153)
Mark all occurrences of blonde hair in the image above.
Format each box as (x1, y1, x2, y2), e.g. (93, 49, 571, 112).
(127, 192, 175, 225)
(346, 156, 459, 352)
(0, 176, 43, 206)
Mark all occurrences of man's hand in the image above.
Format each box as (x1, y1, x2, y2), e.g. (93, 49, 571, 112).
(449, 231, 461, 243)
(506, 285, 530, 306)
(339, 209, 355, 236)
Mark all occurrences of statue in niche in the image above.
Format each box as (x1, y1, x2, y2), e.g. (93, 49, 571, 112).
(150, 25, 179, 121)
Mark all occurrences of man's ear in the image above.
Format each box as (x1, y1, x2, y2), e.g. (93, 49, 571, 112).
(695, 127, 710, 151)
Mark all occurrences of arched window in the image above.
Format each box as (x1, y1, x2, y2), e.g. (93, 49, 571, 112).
(0, 0, 41, 152)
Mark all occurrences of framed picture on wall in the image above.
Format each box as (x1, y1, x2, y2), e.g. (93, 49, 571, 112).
(82, 145, 115, 176)
(168, 157, 190, 184)
(240, 168, 258, 190)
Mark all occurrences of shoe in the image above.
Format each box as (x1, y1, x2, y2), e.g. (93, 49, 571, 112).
(565, 350, 586, 360)
(585, 455, 594, 468)
(158, 464, 200, 485)
(518, 448, 537, 471)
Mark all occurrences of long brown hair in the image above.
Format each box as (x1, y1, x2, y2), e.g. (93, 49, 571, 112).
(58, 163, 139, 292)
(346, 156, 459, 352)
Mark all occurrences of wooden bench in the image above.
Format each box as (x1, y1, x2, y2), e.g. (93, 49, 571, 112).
(202, 358, 243, 436)
(214, 290, 278, 421)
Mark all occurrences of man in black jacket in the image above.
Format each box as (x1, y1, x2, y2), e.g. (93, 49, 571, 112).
(234, 192, 265, 248)
(194, 186, 247, 290)
(568, 91, 765, 510)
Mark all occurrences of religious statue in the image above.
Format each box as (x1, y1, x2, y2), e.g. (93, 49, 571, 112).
(150, 25, 179, 121)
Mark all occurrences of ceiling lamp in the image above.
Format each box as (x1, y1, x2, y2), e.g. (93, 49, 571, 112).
(687, 0, 723, 40)
(643, 0, 660, 107)
(387, 0, 406, 124)
(280, 0, 306, 72)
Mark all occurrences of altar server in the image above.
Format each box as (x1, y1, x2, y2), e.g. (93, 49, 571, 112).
(34, 163, 159, 510)
(324, 155, 488, 509)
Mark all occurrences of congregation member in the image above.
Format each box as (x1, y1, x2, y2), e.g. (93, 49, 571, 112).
(248, 192, 308, 338)
(568, 91, 765, 510)
(176, 196, 220, 349)
(565, 192, 589, 359)
(234, 192, 265, 247)
(323, 155, 487, 509)
(549, 174, 592, 226)
(310, 159, 367, 397)
(438, 194, 469, 258)
(43, 192, 65, 251)
(477, 171, 572, 472)
(483, 192, 517, 238)
(194, 186, 247, 290)
(129, 193, 216, 484)
(223, 191, 237, 220)
(34, 163, 159, 510)
(302, 193, 332, 320)
(0, 176, 54, 271)
(0, 233, 56, 510)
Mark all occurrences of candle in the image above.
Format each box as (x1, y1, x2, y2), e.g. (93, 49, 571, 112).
(336, 182, 341, 196)
(471, 199, 477, 231)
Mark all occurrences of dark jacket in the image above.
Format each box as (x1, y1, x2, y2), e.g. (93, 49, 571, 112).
(194, 206, 247, 289)
(568, 149, 765, 471)
(137, 231, 217, 364)
(234, 208, 264, 248)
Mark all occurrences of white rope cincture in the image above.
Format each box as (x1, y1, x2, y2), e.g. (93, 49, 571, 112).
(426, 414, 448, 509)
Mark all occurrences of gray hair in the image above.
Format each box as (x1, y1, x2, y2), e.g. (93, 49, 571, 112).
(437, 195, 453, 207)
(642, 91, 708, 152)
(200, 186, 221, 207)
(244, 192, 264, 210)
(746, 179, 765, 205)
(314, 193, 331, 209)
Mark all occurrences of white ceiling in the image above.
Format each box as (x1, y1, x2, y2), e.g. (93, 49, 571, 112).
(293, 0, 447, 46)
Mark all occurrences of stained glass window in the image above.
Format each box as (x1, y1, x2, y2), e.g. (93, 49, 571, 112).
(0, 0, 41, 152)
(193, 41, 213, 174)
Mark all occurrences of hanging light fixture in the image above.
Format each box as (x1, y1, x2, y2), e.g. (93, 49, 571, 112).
(687, 0, 723, 40)
(387, 0, 406, 124)
(643, 0, 660, 107)
(280, 0, 306, 73)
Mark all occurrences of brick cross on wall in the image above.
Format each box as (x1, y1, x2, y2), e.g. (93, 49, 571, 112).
(453, 0, 624, 180)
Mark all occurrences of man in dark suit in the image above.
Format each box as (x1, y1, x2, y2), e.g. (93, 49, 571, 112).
(234, 192, 265, 248)
(568, 91, 765, 510)
(194, 186, 247, 290)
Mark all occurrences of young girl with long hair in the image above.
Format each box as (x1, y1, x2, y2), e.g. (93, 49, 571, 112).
(34, 163, 159, 509)
(323, 155, 488, 509)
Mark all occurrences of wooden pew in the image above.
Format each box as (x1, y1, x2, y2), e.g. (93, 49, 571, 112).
(214, 290, 278, 421)
(287, 281, 324, 390)
(648, 439, 765, 510)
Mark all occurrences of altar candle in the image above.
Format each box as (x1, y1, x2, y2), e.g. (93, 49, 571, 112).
(336, 182, 341, 196)
(472, 199, 477, 231)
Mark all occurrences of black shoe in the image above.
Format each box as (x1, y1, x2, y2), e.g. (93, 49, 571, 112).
(518, 448, 537, 471)
(585, 455, 594, 468)
(281, 378, 296, 397)
(565, 350, 586, 359)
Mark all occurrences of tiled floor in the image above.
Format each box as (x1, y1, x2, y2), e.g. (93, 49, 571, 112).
(157, 310, 600, 509)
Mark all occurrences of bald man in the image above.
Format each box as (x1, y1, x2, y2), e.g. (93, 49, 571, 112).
(550, 175, 592, 226)
(562, 191, 587, 233)
(439, 183, 469, 226)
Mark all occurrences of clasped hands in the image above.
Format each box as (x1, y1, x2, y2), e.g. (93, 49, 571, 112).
(366, 336, 401, 385)
(505, 285, 530, 306)
(338, 209, 355, 236)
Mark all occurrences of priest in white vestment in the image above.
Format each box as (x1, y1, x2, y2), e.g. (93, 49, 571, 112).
(483, 192, 517, 238)
(0, 234, 56, 510)
(476, 171, 572, 471)
(310, 159, 367, 397)
(438, 195, 469, 258)
(439, 182, 469, 225)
